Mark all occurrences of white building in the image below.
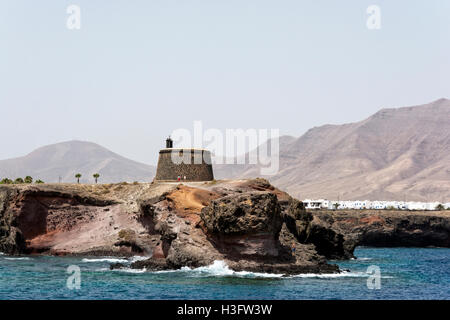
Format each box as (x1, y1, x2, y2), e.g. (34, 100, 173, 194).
(406, 202, 427, 210)
(303, 199, 330, 210)
(353, 200, 371, 209)
(426, 202, 441, 211)
(370, 201, 386, 210)
(302, 199, 448, 211)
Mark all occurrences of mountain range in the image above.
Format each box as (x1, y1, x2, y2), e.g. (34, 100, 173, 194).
(0, 98, 448, 201)
(214, 98, 450, 201)
(0, 141, 155, 184)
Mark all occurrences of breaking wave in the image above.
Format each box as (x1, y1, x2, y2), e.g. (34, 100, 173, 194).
(98, 267, 147, 273)
(170, 261, 394, 279)
(82, 256, 149, 264)
(96, 266, 147, 273)
(82, 258, 128, 263)
(129, 256, 150, 263)
(94, 259, 393, 279)
(106, 267, 147, 273)
(114, 267, 147, 274)
(4, 257, 31, 261)
(173, 260, 285, 278)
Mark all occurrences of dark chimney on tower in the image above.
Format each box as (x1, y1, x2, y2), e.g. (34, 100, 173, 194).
(166, 137, 173, 148)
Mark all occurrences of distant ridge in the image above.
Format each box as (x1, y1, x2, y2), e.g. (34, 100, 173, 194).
(1, 99, 449, 201)
(0, 140, 156, 183)
(215, 98, 450, 201)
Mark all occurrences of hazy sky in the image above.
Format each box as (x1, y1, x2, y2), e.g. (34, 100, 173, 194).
(1, 0, 449, 164)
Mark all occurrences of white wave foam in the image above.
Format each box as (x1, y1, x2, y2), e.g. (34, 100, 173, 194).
(178, 260, 285, 278)
(96, 266, 147, 273)
(357, 257, 372, 261)
(96, 260, 394, 279)
(4, 257, 30, 260)
(152, 269, 180, 274)
(154, 261, 373, 279)
(82, 258, 128, 263)
(129, 256, 150, 263)
(95, 268, 110, 272)
(113, 267, 147, 273)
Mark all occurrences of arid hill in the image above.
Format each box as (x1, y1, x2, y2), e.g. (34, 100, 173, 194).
(0, 140, 155, 184)
(215, 98, 450, 201)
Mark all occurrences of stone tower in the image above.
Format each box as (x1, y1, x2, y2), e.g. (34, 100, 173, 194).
(154, 137, 214, 182)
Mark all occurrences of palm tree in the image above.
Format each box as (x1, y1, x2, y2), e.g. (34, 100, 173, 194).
(333, 202, 340, 210)
(75, 173, 82, 184)
(93, 173, 100, 184)
(435, 204, 445, 211)
(24, 176, 33, 184)
(35, 179, 44, 184)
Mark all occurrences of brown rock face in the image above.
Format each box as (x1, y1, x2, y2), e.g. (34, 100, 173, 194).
(200, 192, 284, 265)
(0, 187, 26, 254)
(5, 179, 448, 275)
(201, 192, 282, 235)
(280, 199, 353, 260)
(0, 184, 159, 256)
(310, 210, 450, 255)
(129, 182, 340, 274)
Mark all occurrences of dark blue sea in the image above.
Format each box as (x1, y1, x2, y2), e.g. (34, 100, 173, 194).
(0, 247, 449, 300)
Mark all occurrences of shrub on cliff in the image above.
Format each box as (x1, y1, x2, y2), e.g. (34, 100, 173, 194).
(118, 229, 136, 242)
(0, 178, 13, 184)
(14, 178, 24, 184)
(0, 177, 34, 184)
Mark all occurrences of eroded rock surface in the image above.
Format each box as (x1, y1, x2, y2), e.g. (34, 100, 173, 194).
(311, 210, 450, 256)
(2, 179, 448, 274)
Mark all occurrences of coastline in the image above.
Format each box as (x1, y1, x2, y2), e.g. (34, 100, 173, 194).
(1, 247, 449, 299)
(1, 180, 449, 275)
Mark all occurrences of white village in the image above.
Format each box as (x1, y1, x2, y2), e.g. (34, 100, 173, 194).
(302, 199, 450, 211)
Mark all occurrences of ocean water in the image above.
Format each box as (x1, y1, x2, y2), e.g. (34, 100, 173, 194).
(0, 247, 449, 300)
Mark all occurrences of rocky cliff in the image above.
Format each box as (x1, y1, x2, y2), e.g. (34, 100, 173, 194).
(1, 180, 449, 275)
(130, 179, 340, 274)
(311, 210, 450, 254)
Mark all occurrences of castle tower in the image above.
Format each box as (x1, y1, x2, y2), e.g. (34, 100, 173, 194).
(154, 137, 214, 182)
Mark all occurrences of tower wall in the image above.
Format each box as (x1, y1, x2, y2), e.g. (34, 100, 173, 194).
(154, 148, 214, 182)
